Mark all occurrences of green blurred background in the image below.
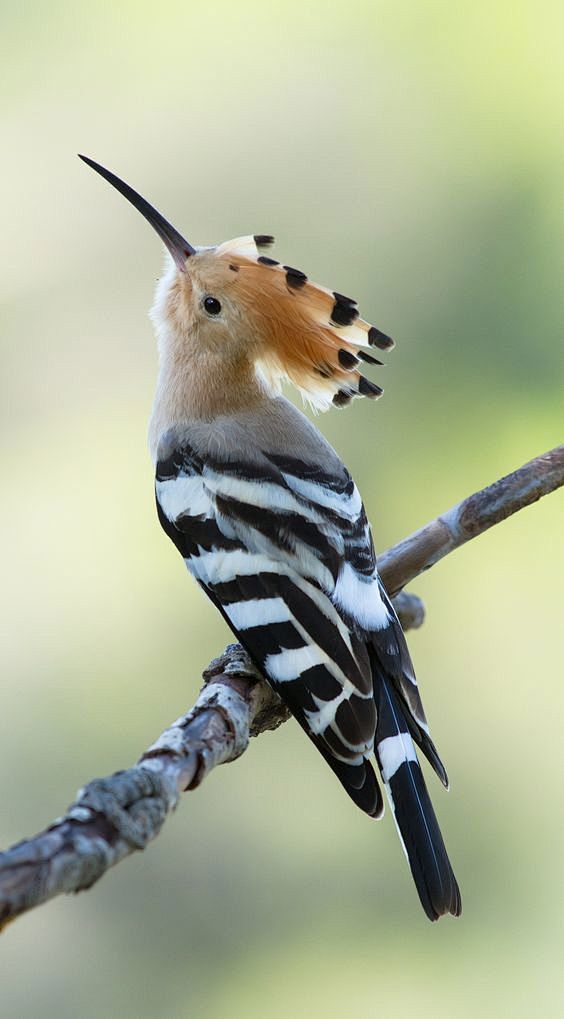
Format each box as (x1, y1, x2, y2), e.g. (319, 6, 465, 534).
(1, 1, 563, 1016)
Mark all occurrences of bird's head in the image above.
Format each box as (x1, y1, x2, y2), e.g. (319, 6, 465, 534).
(80, 156, 394, 411)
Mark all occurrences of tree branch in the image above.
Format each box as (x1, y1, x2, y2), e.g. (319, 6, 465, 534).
(0, 444, 562, 931)
(378, 444, 564, 595)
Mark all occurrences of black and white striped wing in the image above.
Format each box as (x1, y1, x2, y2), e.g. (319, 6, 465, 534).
(156, 440, 461, 918)
(156, 443, 385, 816)
(273, 456, 450, 788)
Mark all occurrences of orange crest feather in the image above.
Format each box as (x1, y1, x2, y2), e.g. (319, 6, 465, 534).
(215, 236, 394, 411)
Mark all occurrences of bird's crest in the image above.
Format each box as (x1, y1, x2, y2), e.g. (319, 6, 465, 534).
(214, 234, 394, 411)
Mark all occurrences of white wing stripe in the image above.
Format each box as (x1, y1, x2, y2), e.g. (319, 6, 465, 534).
(265, 643, 329, 682)
(305, 688, 350, 733)
(204, 471, 324, 521)
(281, 473, 362, 518)
(189, 548, 290, 585)
(224, 597, 292, 630)
(156, 475, 210, 520)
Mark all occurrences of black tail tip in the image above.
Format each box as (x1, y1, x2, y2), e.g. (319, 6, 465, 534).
(422, 872, 462, 921)
(388, 759, 462, 920)
(406, 824, 462, 921)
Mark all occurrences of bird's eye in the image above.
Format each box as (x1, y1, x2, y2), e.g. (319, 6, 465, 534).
(203, 296, 221, 316)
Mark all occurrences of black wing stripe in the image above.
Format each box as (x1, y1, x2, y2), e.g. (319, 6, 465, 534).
(297, 664, 343, 700)
(176, 514, 241, 553)
(269, 453, 356, 494)
(319, 723, 364, 763)
(335, 696, 376, 747)
(311, 739, 383, 818)
(241, 620, 306, 657)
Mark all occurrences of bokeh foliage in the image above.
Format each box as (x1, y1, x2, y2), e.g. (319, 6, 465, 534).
(1, 2, 563, 1016)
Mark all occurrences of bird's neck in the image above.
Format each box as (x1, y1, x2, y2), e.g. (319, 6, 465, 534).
(148, 344, 267, 462)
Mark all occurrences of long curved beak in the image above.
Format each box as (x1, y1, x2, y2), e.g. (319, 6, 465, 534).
(78, 155, 195, 271)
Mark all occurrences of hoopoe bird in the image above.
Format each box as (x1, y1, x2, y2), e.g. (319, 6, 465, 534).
(80, 155, 461, 921)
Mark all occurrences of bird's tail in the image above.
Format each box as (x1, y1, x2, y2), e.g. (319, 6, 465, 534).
(374, 673, 461, 920)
